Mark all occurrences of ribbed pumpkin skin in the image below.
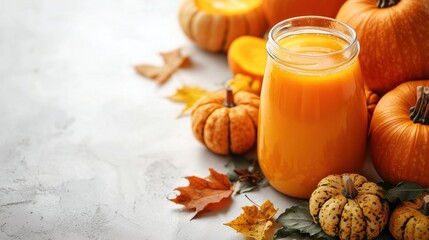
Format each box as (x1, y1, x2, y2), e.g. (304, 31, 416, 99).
(389, 194, 429, 240)
(191, 90, 260, 155)
(336, 0, 429, 95)
(309, 174, 389, 240)
(369, 80, 429, 188)
(178, 0, 267, 52)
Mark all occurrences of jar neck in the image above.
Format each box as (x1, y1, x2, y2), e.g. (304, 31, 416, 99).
(266, 16, 359, 75)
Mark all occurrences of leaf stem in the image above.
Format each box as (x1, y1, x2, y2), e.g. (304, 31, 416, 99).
(245, 194, 260, 208)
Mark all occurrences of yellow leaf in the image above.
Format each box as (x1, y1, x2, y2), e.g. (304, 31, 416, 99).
(224, 200, 278, 240)
(168, 85, 210, 115)
(228, 74, 262, 96)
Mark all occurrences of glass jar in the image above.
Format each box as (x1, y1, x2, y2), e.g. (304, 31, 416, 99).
(258, 16, 367, 199)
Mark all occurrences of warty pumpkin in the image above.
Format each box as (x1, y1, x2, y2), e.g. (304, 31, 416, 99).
(369, 80, 429, 188)
(191, 88, 259, 155)
(336, 0, 429, 95)
(309, 174, 389, 240)
(178, 0, 267, 52)
(263, 0, 346, 28)
(389, 194, 429, 240)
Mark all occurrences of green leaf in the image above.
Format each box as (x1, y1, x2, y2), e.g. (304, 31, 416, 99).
(275, 202, 335, 240)
(225, 155, 252, 182)
(382, 181, 429, 204)
(275, 229, 314, 240)
(236, 181, 257, 194)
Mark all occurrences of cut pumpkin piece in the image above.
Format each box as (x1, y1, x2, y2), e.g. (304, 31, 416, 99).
(227, 36, 267, 81)
(178, 0, 267, 52)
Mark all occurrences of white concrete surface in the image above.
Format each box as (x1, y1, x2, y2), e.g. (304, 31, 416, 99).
(0, 1, 382, 239)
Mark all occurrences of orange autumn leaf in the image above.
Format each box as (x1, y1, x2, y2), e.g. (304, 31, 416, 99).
(170, 168, 234, 217)
(135, 47, 190, 84)
(224, 200, 278, 240)
(168, 85, 210, 116)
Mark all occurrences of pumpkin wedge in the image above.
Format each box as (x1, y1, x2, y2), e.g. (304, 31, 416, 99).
(227, 36, 267, 81)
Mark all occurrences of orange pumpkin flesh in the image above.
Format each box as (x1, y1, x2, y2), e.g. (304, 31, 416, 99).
(263, 0, 346, 28)
(178, 0, 267, 52)
(227, 36, 267, 81)
(336, 0, 429, 95)
(369, 80, 429, 188)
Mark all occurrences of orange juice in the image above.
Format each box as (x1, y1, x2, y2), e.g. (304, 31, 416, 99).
(258, 17, 367, 199)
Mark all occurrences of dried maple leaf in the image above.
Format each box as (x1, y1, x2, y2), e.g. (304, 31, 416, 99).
(135, 47, 190, 84)
(168, 85, 210, 116)
(225, 199, 278, 240)
(169, 168, 233, 218)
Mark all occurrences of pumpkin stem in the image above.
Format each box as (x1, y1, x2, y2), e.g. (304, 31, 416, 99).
(377, 0, 400, 8)
(223, 88, 236, 108)
(410, 86, 429, 125)
(421, 195, 429, 216)
(342, 175, 358, 199)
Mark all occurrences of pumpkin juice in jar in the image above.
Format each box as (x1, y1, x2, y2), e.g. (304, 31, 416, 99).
(258, 17, 367, 199)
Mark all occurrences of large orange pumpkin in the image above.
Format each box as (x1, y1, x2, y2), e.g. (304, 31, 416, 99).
(263, 0, 346, 28)
(369, 80, 429, 188)
(336, 0, 429, 95)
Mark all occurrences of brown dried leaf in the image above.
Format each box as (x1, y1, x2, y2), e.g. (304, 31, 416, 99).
(135, 47, 190, 84)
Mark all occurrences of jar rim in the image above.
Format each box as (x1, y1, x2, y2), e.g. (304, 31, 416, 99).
(266, 16, 360, 74)
(267, 16, 358, 58)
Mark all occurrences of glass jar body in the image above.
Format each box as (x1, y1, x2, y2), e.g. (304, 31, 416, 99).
(258, 16, 367, 199)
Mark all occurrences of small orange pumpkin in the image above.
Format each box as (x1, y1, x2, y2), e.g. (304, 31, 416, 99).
(191, 89, 259, 155)
(263, 0, 346, 28)
(369, 80, 429, 188)
(337, 0, 429, 94)
(178, 0, 267, 52)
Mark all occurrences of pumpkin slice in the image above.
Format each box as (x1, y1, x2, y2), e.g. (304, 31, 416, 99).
(178, 0, 267, 52)
(227, 36, 267, 81)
